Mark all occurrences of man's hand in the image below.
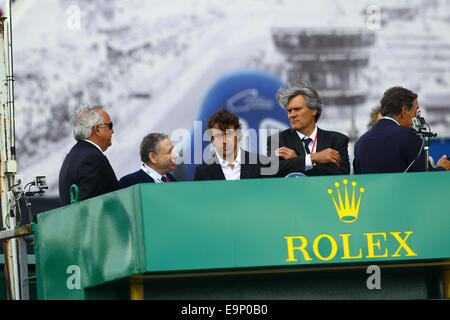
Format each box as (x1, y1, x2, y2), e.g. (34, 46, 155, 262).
(275, 147, 297, 159)
(437, 155, 450, 171)
(311, 148, 341, 167)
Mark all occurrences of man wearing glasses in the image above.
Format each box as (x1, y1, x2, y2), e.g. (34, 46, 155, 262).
(58, 105, 120, 206)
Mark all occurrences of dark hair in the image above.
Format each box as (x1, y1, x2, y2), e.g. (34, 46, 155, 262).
(380, 87, 418, 117)
(140, 133, 168, 163)
(207, 109, 241, 131)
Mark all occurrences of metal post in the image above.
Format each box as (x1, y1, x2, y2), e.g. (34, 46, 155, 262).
(5, 0, 15, 154)
(129, 274, 144, 300)
(0, 0, 20, 300)
(444, 259, 450, 299)
(18, 236, 29, 300)
(424, 137, 430, 172)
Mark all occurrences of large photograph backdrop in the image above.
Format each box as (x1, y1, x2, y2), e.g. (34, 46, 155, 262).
(11, 0, 450, 195)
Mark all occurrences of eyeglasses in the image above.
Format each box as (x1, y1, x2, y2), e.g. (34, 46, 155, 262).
(98, 122, 113, 130)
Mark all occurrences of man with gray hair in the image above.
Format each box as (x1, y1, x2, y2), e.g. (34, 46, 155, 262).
(119, 133, 178, 188)
(58, 105, 120, 206)
(267, 79, 350, 176)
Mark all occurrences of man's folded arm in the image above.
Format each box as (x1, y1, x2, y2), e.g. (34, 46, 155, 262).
(306, 136, 350, 176)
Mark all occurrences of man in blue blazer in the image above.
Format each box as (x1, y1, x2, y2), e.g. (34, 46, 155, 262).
(119, 133, 177, 188)
(58, 105, 120, 206)
(354, 86, 450, 174)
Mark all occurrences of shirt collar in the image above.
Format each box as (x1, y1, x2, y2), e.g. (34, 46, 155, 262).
(216, 147, 241, 166)
(82, 139, 104, 154)
(296, 126, 318, 140)
(381, 116, 400, 126)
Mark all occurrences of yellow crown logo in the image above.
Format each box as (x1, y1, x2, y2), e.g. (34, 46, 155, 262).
(327, 179, 365, 223)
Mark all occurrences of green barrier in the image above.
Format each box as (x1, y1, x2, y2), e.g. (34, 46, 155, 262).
(33, 172, 450, 299)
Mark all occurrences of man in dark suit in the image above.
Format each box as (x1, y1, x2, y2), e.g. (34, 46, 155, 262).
(119, 133, 177, 188)
(194, 109, 274, 180)
(267, 79, 350, 176)
(354, 86, 450, 174)
(58, 105, 120, 206)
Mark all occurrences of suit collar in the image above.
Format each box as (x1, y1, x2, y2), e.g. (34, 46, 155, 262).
(211, 149, 252, 180)
(287, 127, 331, 153)
(295, 126, 318, 141)
(295, 126, 318, 153)
(81, 139, 104, 153)
(315, 128, 327, 152)
(289, 127, 323, 154)
(287, 129, 305, 156)
(136, 169, 155, 182)
(77, 139, 105, 156)
(208, 156, 227, 180)
(239, 150, 252, 179)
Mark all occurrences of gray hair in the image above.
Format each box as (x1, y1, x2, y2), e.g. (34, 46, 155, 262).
(72, 105, 105, 140)
(140, 133, 169, 163)
(276, 79, 323, 122)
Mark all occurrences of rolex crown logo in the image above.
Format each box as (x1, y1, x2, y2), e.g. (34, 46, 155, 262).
(328, 179, 365, 223)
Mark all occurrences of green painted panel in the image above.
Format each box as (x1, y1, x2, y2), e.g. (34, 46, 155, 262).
(34, 171, 450, 299)
(141, 172, 450, 271)
(34, 186, 145, 299)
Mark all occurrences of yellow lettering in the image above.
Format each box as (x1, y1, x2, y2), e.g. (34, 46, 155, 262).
(284, 236, 313, 262)
(339, 234, 362, 259)
(312, 234, 338, 261)
(364, 232, 388, 258)
(390, 231, 418, 257)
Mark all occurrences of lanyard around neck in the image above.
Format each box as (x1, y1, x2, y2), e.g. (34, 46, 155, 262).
(302, 130, 318, 154)
(311, 130, 318, 153)
(141, 164, 165, 183)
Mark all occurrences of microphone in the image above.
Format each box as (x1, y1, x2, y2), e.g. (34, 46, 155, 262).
(412, 109, 427, 132)
(410, 109, 437, 172)
(412, 117, 427, 131)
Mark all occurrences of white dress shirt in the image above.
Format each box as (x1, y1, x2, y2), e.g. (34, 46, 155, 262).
(381, 116, 400, 126)
(216, 148, 242, 180)
(295, 126, 318, 171)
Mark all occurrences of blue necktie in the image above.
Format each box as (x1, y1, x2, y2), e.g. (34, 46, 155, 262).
(303, 137, 312, 154)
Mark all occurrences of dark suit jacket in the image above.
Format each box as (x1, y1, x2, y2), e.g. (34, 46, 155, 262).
(119, 169, 177, 188)
(353, 118, 445, 174)
(267, 128, 350, 176)
(58, 140, 120, 206)
(194, 150, 272, 180)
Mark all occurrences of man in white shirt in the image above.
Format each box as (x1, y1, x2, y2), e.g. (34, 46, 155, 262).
(194, 109, 271, 181)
